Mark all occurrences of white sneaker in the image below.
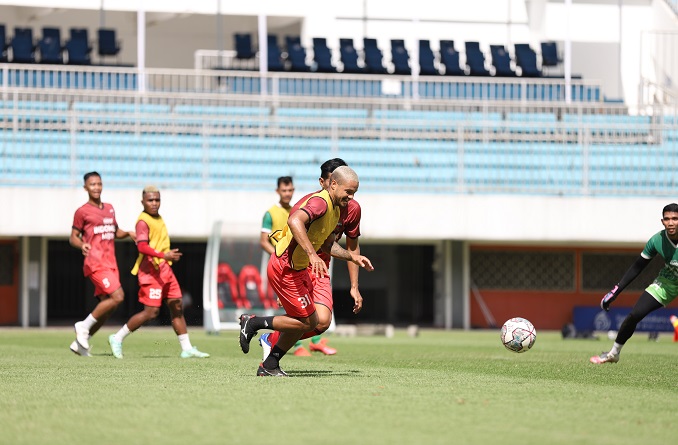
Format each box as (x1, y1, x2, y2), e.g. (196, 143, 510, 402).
(69, 340, 91, 357)
(74, 321, 90, 350)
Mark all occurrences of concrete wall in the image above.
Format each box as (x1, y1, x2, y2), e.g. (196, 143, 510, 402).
(0, 187, 668, 245)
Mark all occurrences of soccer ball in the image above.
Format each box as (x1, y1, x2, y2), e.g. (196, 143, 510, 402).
(501, 317, 536, 353)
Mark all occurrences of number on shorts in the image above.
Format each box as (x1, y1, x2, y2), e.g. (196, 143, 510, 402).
(298, 294, 311, 309)
(149, 288, 162, 299)
(103, 278, 110, 288)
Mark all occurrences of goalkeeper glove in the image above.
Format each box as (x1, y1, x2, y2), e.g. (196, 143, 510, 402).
(600, 285, 619, 312)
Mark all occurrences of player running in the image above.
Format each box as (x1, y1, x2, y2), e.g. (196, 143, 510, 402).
(70, 171, 135, 356)
(591, 203, 678, 364)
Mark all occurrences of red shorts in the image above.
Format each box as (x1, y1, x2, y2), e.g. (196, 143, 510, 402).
(88, 268, 121, 297)
(137, 262, 182, 308)
(267, 254, 316, 318)
(311, 274, 333, 311)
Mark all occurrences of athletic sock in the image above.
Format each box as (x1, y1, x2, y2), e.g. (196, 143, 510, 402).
(113, 324, 131, 343)
(610, 342, 623, 355)
(268, 331, 281, 347)
(82, 314, 97, 331)
(311, 335, 322, 344)
(250, 316, 275, 331)
(177, 333, 193, 352)
(263, 345, 287, 369)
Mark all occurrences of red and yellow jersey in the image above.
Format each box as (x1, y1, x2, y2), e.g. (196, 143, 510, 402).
(275, 189, 340, 270)
(131, 212, 171, 275)
(72, 202, 119, 276)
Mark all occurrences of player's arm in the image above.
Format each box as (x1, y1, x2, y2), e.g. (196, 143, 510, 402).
(328, 240, 374, 272)
(288, 208, 328, 278)
(601, 255, 652, 311)
(345, 236, 363, 314)
(135, 220, 181, 262)
(69, 227, 91, 256)
(116, 227, 136, 242)
(259, 211, 274, 255)
(260, 232, 274, 255)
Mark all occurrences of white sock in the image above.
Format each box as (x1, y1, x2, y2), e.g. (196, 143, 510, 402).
(113, 324, 131, 343)
(177, 333, 193, 352)
(610, 342, 623, 355)
(81, 314, 97, 331)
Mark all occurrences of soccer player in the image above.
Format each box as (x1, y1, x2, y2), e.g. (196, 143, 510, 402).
(591, 203, 678, 364)
(108, 186, 209, 359)
(259, 176, 310, 356)
(70, 171, 135, 357)
(239, 166, 374, 376)
(259, 158, 363, 360)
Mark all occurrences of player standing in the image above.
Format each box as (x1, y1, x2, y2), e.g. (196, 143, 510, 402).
(108, 186, 209, 359)
(70, 171, 135, 356)
(591, 203, 678, 364)
(239, 166, 374, 376)
(259, 158, 363, 360)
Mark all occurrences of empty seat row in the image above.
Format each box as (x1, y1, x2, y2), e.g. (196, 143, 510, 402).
(0, 24, 121, 66)
(232, 34, 561, 78)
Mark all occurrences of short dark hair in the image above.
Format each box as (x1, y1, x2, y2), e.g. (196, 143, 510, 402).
(83, 171, 101, 183)
(277, 176, 293, 188)
(320, 158, 348, 179)
(663, 203, 678, 215)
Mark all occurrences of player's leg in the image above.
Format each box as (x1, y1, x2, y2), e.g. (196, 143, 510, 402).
(306, 275, 337, 355)
(108, 276, 160, 359)
(166, 280, 209, 359)
(590, 291, 662, 364)
(73, 270, 123, 351)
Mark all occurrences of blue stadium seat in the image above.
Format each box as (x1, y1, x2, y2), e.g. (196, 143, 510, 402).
(312, 37, 336, 73)
(38, 27, 63, 64)
(363, 38, 387, 74)
(390, 40, 411, 75)
(418, 40, 438, 76)
(266, 35, 284, 72)
(514, 43, 541, 77)
(464, 42, 490, 76)
(490, 45, 516, 77)
(65, 28, 92, 65)
(234, 33, 255, 60)
(97, 29, 121, 61)
(285, 36, 310, 72)
(0, 24, 8, 63)
(11, 27, 36, 63)
(339, 38, 366, 74)
(440, 40, 465, 76)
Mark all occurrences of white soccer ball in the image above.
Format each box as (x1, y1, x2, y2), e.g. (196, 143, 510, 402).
(501, 317, 536, 353)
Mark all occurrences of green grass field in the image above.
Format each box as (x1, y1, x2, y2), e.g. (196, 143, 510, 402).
(0, 327, 676, 445)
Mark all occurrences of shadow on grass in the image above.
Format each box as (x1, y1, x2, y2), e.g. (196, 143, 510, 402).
(285, 369, 362, 377)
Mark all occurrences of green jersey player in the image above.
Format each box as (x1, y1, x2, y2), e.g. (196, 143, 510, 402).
(591, 203, 678, 364)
